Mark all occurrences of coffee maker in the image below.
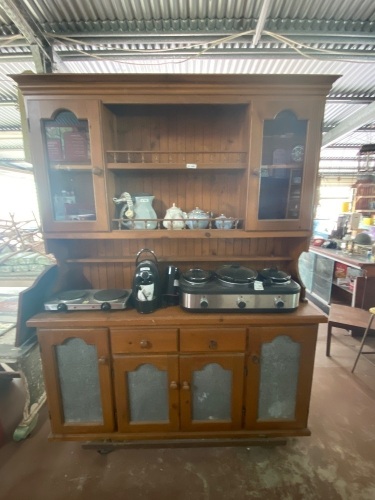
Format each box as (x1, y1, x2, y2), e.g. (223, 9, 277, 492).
(132, 249, 161, 313)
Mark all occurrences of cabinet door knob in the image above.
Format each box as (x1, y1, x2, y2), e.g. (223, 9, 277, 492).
(140, 339, 151, 349)
(208, 339, 218, 350)
(170, 381, 178, 390)
(251, 354, 260, 364)
(251, 169, 260, 177)
(182, 381, 190, 390)
(98, 356, 108, 365)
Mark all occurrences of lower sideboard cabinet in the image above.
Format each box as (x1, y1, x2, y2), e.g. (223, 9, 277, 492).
(37, 328, 115, 434)
(33, 309, 323, 443)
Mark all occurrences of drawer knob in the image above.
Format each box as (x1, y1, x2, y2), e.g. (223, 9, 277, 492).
(208, 340, 218, 350)
(170, 381, 178, 390)
(182, 381, 190, 390)
(251, 354, 260, 364)
(140, 340, 151, 349)
(98, 356, 108, 365)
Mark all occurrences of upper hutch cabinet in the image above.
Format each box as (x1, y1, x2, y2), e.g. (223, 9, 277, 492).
(246, 99, 326, 231)
(13, 74, 337, 240)
(27, 99, 109, 232)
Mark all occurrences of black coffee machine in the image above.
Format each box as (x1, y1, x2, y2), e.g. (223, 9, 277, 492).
(132, 249, 161, 313)
(164, 265, 180, 305)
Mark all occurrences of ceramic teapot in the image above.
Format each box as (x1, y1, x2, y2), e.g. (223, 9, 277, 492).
(214, 214, 236, 229)
(186, 207, 210, 229)
(163, 203, 187, 230)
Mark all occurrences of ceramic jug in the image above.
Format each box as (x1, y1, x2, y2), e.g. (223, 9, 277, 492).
(163, 203, 187, 230)
(114, 192, 157, 230)
(132, 194, 158, 229)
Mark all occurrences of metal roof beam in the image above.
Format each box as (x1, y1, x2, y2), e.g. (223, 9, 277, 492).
(53, 48, 375, 62)
(252, 0, 271, 46)
(0, 0, 66, 73)
(322, 101, 375, 148)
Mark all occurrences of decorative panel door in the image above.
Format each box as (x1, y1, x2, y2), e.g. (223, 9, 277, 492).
(179, 354, 245, 431)
(245, 326, 318, 430)
(113, 355, 179, 432)
(27, 99, 108, 232)
(38, 328, 114, 434)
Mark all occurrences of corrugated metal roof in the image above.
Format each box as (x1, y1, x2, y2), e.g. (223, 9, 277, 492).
(0, 0, 374, 177)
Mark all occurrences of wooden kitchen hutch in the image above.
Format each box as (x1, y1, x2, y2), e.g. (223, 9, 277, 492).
(14, 74, 336, 447)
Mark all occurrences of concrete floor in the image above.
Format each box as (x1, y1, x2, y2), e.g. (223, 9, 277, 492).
(0, 322, 375, 500)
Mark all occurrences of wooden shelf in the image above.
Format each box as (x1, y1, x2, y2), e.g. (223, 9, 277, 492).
(66, 255, 294, 264)
(44, 230, 311, 240)
(49, 163, 93, 171)
(107, 163, 247, 170)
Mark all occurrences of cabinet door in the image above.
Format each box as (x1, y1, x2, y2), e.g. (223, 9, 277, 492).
(38, 328, 114, 434)
(27, 99, 108, 232)
(245, 326, 317, 430)
(179, 354, 245, 431)
(113, 355, 179, 432)
(247, 99, 324, 231)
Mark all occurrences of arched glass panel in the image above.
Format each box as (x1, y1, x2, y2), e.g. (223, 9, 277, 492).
(258, 335, 300, 420)
(127, 364, 168, 422)
(192, 363, 232, 421)
(42, 110, 96, 222)
(259, 110, 307, 220)
(55, 337, 103, 423)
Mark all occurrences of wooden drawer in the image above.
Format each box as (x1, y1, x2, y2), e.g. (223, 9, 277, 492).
(180, 328, 246, 352)
(111, 328, 178, 354)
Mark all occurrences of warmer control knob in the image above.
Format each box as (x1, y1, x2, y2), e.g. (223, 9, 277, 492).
(57, 303, 67, 312)
(200, 297, 209, 309)
(237, 298, 247, 309)
(274, 296, 285, 309)
(101, 302, 111, 311)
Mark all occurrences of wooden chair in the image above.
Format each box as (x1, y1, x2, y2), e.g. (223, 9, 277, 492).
(327, 304, 375, 371)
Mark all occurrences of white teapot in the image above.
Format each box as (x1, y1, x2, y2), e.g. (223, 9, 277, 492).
(163, 203, 187, 230)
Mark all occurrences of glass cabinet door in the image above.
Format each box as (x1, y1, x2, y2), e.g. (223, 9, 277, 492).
(247, 100, 324, 231)
(113, 355, 179, 432)
(258, 110, 306, 221)
(245, 326, 317, 430)
(38, 328, 114, 434)
(179, 354, 244, 431)
(27, 99, 108, 232)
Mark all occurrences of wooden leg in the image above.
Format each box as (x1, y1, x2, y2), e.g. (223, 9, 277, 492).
(352, 314, 375, 373)
(326, 322, 332, 357)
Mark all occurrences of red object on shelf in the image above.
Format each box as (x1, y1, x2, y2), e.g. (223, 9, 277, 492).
(63, 131, 89, 162)
(334, 262, 348, 278)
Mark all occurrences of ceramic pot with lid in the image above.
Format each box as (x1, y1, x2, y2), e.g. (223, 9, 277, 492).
(186, 207, 210, 229)
(214, 214, 236, 229)
(163, 203, 187, 230)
